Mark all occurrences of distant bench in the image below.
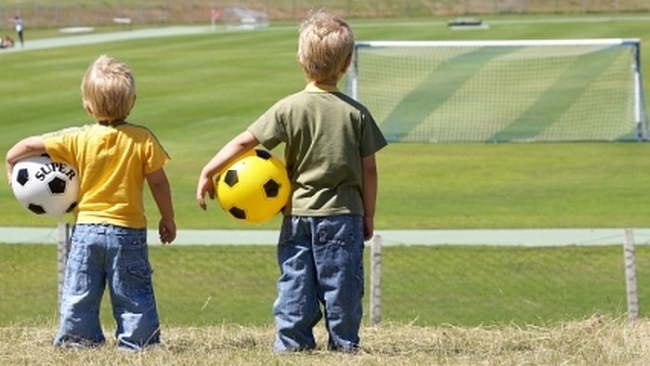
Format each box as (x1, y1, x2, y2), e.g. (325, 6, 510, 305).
(113, 17, 132, 26)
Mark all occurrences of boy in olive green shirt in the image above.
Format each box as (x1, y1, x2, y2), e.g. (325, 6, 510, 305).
(197, 11, 386, 353)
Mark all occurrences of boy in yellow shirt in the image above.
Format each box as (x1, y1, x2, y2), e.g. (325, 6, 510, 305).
(6, 55, 175, 351)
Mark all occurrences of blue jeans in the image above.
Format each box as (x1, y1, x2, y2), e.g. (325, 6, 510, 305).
(53, 223, 161, 350)
(273, 215, 365, 353)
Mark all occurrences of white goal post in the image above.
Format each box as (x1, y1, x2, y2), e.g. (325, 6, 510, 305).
(346, 38, 648, 143)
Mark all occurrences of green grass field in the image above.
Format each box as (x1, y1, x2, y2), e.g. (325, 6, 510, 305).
(2, 16, 650, 229)
(1, 15, 650, 332)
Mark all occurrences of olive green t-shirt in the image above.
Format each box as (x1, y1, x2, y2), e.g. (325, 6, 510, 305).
(247, 83, 387, 216)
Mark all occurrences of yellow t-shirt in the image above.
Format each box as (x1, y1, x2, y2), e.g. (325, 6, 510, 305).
(44, 123, 170, 228)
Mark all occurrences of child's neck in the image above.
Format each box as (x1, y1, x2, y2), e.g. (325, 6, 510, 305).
(317, 78, 339, 87)
(98, 120, 127, 127)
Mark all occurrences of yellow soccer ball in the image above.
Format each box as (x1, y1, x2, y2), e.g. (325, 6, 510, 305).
(215, 149, 290, 223)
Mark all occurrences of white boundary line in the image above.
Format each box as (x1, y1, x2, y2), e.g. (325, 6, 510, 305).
(1, 227, 650, 246)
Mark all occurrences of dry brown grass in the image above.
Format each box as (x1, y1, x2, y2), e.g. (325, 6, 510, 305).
(1, 315, 649, 365)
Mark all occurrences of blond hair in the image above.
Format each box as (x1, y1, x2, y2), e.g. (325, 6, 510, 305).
(297, 11, 354, 83)
(81, 55, 136, 123)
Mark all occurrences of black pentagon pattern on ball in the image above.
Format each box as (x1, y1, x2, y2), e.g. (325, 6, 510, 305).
(48, 176, 67, 195)
(229, 207, 247, 220)
(67, 202, 78, 213)
(224, 170, 239, 187)
(16, 168, 30, 186)
(263, 179, 281, 198)
(255, 149, 272, 160)
(27, 203, 46, 215)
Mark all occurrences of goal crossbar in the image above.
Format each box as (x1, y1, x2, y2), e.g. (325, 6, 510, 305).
(355, 38, 641, 48)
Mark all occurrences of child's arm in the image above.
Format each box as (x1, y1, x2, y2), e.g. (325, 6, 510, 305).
(196, 130, 259, 210)
(147, 168, 176, 244)
(361, 154, 379, 241)
(5, 136, 46, 184)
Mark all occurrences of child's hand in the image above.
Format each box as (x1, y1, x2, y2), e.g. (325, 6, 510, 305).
(363, 216, 374, 241)
(196, 174, 216, 210)
(159, 218, 176, 244)
(6, 163, 13, 186)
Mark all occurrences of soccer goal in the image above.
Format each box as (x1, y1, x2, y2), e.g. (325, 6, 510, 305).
(345, 39, 648, 143)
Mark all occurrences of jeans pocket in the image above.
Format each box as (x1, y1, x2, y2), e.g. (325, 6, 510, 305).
(126, 261, 154, 295)
(65, 242, 90, 295)
(114, 235, 155, 305)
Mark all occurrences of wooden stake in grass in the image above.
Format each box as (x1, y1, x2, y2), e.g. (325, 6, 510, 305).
(623, 228, 639, 321)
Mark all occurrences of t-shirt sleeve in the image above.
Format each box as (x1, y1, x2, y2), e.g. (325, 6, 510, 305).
(43, 127, 82, 165)
(247, 101, 287, 151)
(144, 133, 170, 175)
(360, 112, 387, 158)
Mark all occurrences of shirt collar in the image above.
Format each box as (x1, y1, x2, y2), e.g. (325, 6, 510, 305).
(305, 82, 339, 93)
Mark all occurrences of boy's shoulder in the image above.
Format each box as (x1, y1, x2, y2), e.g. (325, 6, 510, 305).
(268, 86, 373, 119)
(42, 125, 92, 139)
(42, 122, 158, 139)
(122, 122, 161, 138)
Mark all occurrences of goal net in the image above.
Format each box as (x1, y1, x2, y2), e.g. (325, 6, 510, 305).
(345, 39, 648, 143)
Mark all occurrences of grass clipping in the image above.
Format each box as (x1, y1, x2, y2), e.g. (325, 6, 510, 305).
(1, 315, 649, 365)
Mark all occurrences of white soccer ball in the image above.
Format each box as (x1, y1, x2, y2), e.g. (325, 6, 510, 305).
(11, 155, 79, 217)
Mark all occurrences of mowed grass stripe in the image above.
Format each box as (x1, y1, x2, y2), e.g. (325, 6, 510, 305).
(380, 46, 521, 141)
(493, 45, 630, 141)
